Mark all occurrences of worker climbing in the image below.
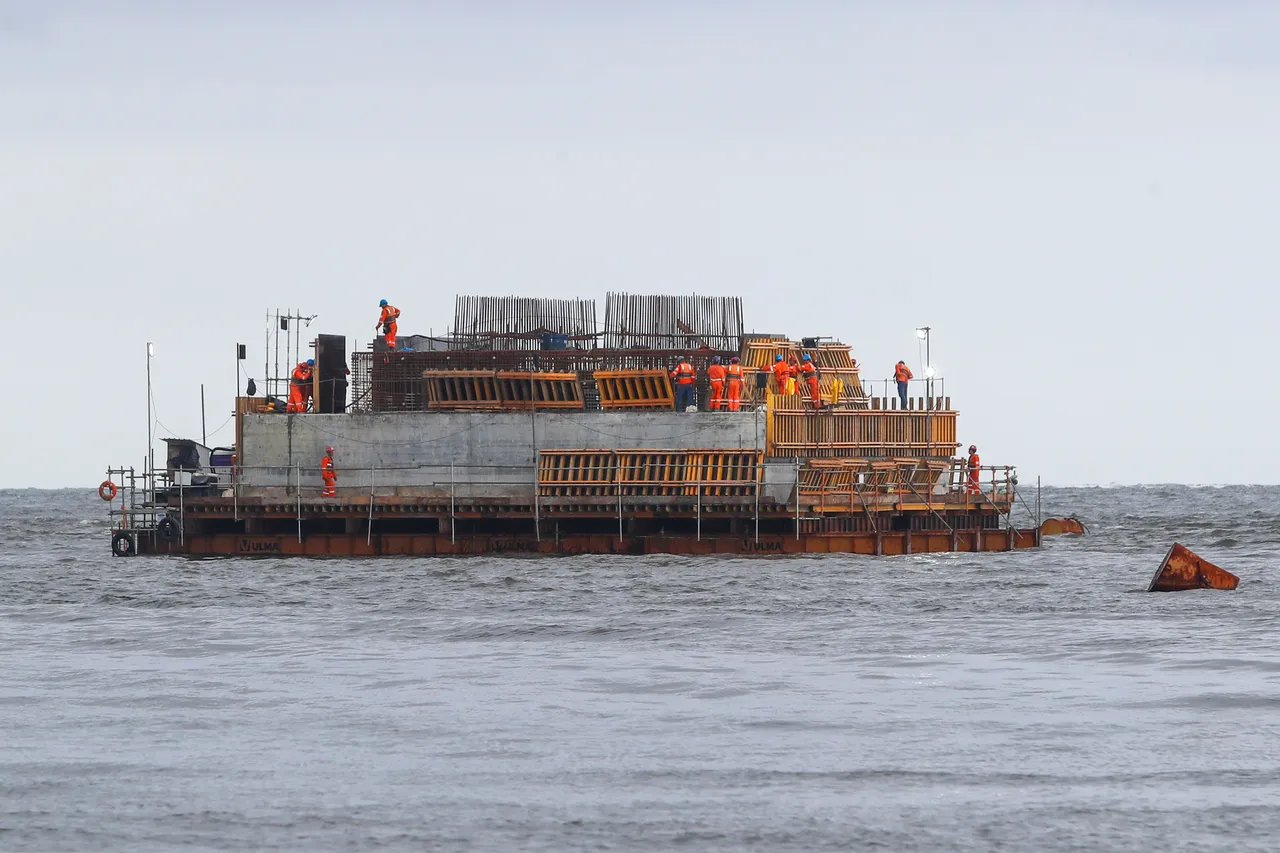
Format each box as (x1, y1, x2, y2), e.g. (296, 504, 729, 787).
(671, 358, 695, 411)
(287, 358, 314, 413)
(707, 356, 726, 411)
(725, 357, 743, 412)
(966, 444, 981, 495)
(321, 446, 337, 497)
(894, 360, 913, 409)
(376, 299, 401, 350)
(798, 353, 820, 409)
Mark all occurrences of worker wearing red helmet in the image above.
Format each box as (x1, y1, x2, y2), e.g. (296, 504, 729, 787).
(725, 357, 744, 411)
(321, 445, 337, 497)
(966, 445, 981, 495)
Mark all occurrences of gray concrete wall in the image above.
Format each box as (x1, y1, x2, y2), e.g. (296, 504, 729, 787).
(239, 410, 767, 496)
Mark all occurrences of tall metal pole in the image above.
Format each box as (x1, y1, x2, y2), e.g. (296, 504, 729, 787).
(146, 342, 153, 495)
(200, 384, 207, 446)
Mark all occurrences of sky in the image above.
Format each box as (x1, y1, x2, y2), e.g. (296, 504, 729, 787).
(2, 0, 1278, 487)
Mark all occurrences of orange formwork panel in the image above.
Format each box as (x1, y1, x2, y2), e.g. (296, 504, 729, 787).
(593, 370, 676, 410)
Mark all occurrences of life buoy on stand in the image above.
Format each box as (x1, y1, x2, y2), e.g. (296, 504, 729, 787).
(157, 516, 180, 543)
(110, 531, 135, 557)
(98, 481, 117, 501)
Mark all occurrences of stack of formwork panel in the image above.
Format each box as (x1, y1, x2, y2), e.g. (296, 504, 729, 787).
(537, 449, 763, 498)
(767, 396, 960, 459)
(741, 339, 867, 406)
(421, 370, 583, 410)
(593, 370, 675, 410)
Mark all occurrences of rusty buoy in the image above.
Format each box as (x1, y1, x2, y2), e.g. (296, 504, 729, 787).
(1041, 517, 1086, 536)
(1147, 543, 1239, 592)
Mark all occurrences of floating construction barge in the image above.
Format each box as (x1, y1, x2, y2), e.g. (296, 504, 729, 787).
(102, 294, 1041, 557)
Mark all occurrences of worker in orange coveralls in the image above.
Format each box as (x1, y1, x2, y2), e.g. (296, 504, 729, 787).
(376, 299, 401, 350)
(785, 356, 800, 395)
(771, 354, 791, 395)
(321, 446, 337, 497)
(725, 357, 744, 411)
(966, 445, 981, 494)
(798, 353, 820, 409)
(671, 358, 696, 410)
(894, 360, 913, 409)
(707, 356, 726, 410)
(287, 359, 313, 412)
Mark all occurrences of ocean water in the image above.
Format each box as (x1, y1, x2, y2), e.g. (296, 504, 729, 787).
(2, 486, 1279, 852)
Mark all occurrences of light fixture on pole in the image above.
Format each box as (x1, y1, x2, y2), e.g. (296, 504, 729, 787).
(915, 327, 932, 401)
(146, 342, 154, 491)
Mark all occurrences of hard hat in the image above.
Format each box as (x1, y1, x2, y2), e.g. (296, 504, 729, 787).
(969, 445, 977, 453)
(775, 354, 783, 361)
(326, 446, 334, 454)
(379, 299, 388, 306)
(802, 353, 811, 361)
(306, 358, 314, 366)
(712, 356, 721, 364)
(730, 357, 739, 364)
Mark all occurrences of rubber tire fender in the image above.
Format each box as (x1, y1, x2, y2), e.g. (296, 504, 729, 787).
(111, 531, 135, 558)
(157, 516, 180, 543)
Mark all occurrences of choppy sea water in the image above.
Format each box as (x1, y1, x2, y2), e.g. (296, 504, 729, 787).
(2, 486, 1279, 852)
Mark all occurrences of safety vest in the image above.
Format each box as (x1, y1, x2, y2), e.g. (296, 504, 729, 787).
(379, 305, 400, 324)
(672, 362, 694, 384)
(707, 364, 726, 382)
(291, 364, 312, 385)
(322, 455, 334, 474)
(894, 363, 913, 382)
(800, 362, 817, 377)
(726, 364, 743, 383)
(968, 453, 980, 470)
(772, 361, 791, 383)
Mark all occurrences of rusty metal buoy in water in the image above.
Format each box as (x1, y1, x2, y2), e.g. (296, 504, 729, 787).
(1147, 543, 1239, 592)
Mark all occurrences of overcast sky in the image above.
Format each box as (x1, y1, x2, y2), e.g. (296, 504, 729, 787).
(3, 1, 1278, 487)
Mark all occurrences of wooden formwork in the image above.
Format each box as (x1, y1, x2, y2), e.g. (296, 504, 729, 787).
(594, 370, 676, 410)
(766, 397, 959, 458)
(421, 370, 583, 410)
(538, 449, 762, 497)
(799, 457, 953, 499)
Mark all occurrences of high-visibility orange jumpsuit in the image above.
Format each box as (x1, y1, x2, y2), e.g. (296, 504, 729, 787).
(799, 361, 819, 408)
(725, 363, 743, 411)
(967, 451, 981, 494)
(321, 453, 336, 497)
(287, 362, 312, 412)
(785, 359, 800, 395)
(707, 362, 726, 410)
(671, 360, 695, 410)
(378, 304, 401, 350)
(771, 359, 791, 395)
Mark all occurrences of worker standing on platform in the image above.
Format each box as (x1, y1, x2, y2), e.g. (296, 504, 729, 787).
(798, 353, 820, 409)
(321, 446, 337, 497)
(725, 357, 744, 411)
(707, 356, 726, 410)
(376, 299, 401, 350)
(966, 445, 981, 494)
(287, 358, 314, 412)
(671, 358, 695, 411)
(785, 355, 800, 395)
(771, 354, 791, 396)
(894, 360, 913, 409)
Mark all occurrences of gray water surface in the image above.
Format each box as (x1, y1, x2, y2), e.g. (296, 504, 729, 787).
(2, 486, 1278, 851)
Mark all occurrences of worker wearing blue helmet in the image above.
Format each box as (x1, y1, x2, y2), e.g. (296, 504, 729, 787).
(376, 299, 401, 349)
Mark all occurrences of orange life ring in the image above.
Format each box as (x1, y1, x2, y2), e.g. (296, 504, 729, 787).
(98, 480, 118, 501)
